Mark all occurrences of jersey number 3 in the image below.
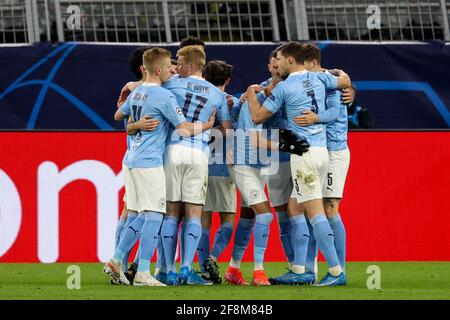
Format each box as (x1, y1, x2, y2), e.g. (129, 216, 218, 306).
(307, 90, 319, 114)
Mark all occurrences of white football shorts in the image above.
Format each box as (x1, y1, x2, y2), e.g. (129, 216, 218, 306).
(123, 164, 166, 213)
(204, 175, 237, 213)
(164, 144, 209, 205)
(323, 148, 350, 199)
(290, 147, 329, 203)
(228, 164, 267, 207)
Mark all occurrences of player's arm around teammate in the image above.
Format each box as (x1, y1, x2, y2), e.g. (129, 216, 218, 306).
(160, 45, 232, 286)
(197, 61, 238, 284)
(292, 45, 351, 275)
(113, 48, 153, 278)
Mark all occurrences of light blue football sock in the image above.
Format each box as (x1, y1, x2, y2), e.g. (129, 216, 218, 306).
(231, 218, 255, 268)
(137, 212, 164, 273)
(211, 222, 234, 259)
(120, 212, 138, 272)
(328, 213, 346, 273)
(156, 236, 167, 273)
(197, 228, 210, 267)
(310, 214, 340, 269)
(289, 215, 309, 271)
(305, 217, 318, 273)
(179, 218, 187, 263)
(161, 215, 179, 273)
(254, 213, 273, 269)
(277, 211, 294, 263)
(114, 216, 126, 249)
(182, 217, 202, 270)
(113, 213, 144, 263)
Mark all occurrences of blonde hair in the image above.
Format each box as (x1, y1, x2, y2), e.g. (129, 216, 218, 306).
(143, 47, 171, 74)
(176, 45, 206, 69)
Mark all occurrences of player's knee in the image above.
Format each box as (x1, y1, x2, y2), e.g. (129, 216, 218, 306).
(120, 206, 128, 219)
(287, 198, 305, 216)
(220, 213, 235, 226)
(323, 198, 340, 217)
(201, 211, 212, 229)
(252, 201, 271, 215)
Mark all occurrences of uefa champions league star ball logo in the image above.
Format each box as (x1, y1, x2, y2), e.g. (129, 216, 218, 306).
(250, 189, 260, 200)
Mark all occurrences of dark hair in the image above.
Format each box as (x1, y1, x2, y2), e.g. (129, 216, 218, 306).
(129, 47, 152, 80)
(203, 60, 233, 86)
(269, 49, 278, 61)
(302, 44, 321, 64)
(179, 35, 206, 50)
(277, 41, 305, 64)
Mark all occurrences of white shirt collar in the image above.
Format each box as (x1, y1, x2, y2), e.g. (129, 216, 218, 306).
(288, 70, 308, 77)
(142, 82, 159, 87)
(188, 75, 205, 81)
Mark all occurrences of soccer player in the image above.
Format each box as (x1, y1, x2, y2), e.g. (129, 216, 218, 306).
(176, 36, 206, 266)
(117, 50, 177, 283)
(225, 64, 310, 286)
(196, 60, 238, 284)
(246, 41, 351, 286)
(114, 47, 160, 283)
(260, 50, 297, 274)
(292, 44, 351, 278)
(236, 50, 297, 277)
(159, 45, 232, 286)
(104, 47, 215, 286)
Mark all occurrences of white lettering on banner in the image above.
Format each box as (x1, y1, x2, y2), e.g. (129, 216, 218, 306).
(37, 160, 124, 263)
(0, 169, 22, 257)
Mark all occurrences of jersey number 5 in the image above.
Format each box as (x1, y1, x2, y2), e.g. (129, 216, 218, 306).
(183, 93, 208, 121)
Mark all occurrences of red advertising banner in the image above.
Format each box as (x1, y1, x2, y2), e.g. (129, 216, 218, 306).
(0, 131, 449, 263)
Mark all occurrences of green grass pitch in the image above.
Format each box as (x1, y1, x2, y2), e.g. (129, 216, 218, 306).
(0, 262, 449, 300)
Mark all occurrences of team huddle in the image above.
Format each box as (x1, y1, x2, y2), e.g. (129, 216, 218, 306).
(103, 37, 353, 287)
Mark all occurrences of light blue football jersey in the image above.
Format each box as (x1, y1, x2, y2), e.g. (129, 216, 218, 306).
(163, 76, 230, 154)
(234, 92, 270, 169)
(323, 89, 349, 151)
(120, 83, 186, 168)
(264, 108, 290, 163)
(208, 94, 239, 177)
(121, 83, 142, 167)
(256, 77, 290, 162)
(262, 70, 338, 147)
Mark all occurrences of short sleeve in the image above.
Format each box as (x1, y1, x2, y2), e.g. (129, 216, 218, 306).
(317, 72, 339, 90)
(318, 90, 341, 123)
(216, 93, 231, 122)
(119, 95, 132, 116)
(262, 82, 284, 114)
(164, 94, 186, 127)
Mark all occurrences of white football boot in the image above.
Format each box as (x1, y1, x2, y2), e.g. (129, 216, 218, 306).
(133, 271, 166, 287)
(103, 259, 130, 285)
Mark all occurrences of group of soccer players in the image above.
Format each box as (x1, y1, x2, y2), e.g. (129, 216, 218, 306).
(103, 36, 353, 287)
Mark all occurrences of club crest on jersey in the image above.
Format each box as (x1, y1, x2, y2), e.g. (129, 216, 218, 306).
(159, 197, 166, 208)
(250, 189, 260, 199)
(175, 107, 183, 115)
